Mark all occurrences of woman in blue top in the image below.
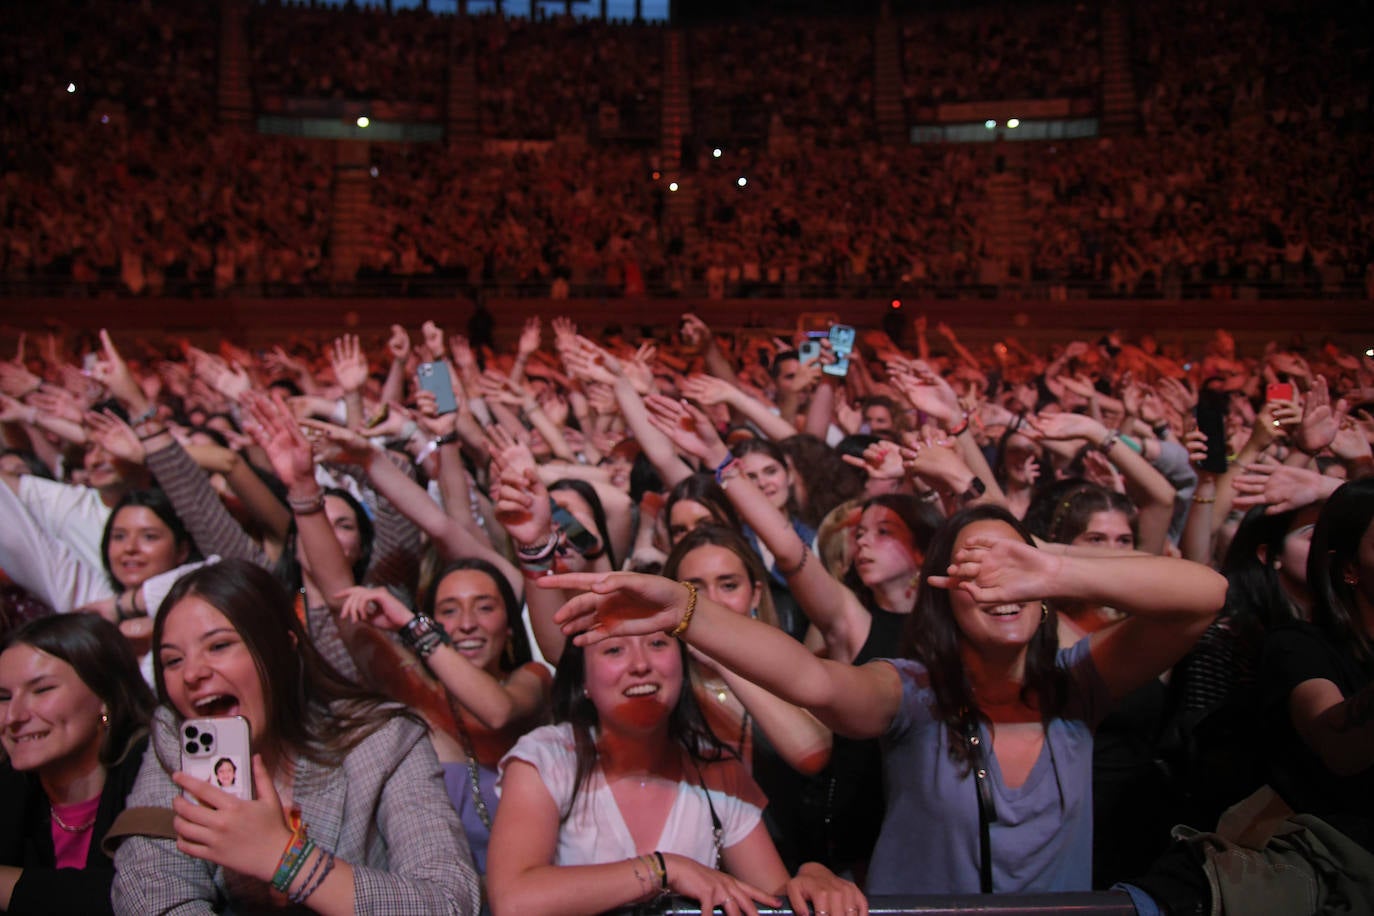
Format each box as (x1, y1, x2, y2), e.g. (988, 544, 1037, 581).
(543, 505, 1225, 894)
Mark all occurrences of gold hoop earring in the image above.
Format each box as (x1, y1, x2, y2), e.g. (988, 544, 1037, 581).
(1040, 601, 1050, 624)
(100, 711, 110, 728)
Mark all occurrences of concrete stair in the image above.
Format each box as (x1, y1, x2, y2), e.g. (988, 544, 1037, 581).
(329, 141, 371, 284)
(1099, 3, 1138, 135)
(873, 15, 907, 145)
(217, 0, 253, 128)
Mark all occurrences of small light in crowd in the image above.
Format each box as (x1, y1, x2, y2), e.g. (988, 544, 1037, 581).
(67, 82, 76, 93)
(100, 114, 109, 124)
(1366, 348, 1374, 358)
(712, 148, 722, 158)
(669, 182, 679, 192)
(369, 166, 379, 178)
(652, 170, 661, 180)
(890, 298, 902, 309)
(1007, 118, 1021, 129)
(737, 177, 747, 187)
(985, 119, 996, 129)
(356, 116, 370, 128)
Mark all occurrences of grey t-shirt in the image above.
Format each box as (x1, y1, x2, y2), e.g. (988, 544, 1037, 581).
(869, 639, 1112, 894)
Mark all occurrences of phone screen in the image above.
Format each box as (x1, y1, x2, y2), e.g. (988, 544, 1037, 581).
(1195, 389, 1229, 474)
(824, 324, 856, 377)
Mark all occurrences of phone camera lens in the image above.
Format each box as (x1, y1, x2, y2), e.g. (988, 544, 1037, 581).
(200, 734, 213, 748)
(184, 725, 199, 739)
(185, 742, 198, 754)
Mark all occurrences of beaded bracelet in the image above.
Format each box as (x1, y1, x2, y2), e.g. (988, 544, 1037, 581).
(399, 614, 452, 658)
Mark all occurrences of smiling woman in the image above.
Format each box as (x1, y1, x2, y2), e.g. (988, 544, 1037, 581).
(541, 504, 1226, 895)
(0, 614, 155, 916)
(485, 628, 864, 916)
(111, 560, 481, 915)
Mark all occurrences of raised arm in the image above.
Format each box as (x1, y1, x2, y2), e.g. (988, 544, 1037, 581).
(930, 535, 1225, 701)
(717, 462, 876, 663)
(548, 572, 904, 739)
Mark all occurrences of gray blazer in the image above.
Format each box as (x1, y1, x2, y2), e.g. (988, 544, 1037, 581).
(112, 706, 481, 914)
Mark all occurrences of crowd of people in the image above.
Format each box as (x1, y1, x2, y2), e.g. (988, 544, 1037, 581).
(2, 0, 1369, 297)
(1, 311, 1371, 913)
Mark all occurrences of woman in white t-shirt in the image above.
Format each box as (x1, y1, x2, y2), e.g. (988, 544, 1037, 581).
(485, 629, 865, 916)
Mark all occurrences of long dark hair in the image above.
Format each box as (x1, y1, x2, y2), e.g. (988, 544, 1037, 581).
(422, 558, 533, 672)
(1306, 479, 1374, 664)
(153, 560, 420, 767)
(1024, 479, 1138, 547)
(1, 614, 155, 767)
(550, 479, 617, 569)
(730, 438, 799, 520)
(663, 524, 778, 630)
(899, 505, 1069, 772)
(100, 489, 201, 593)
(1221, 505, 1310, 631)
(550, 636, 731, 823)
(779, 433, 865, 529)
(273, 487, 375, 590)
(842, 493, 943, 612)
(664, 475, 741, 544)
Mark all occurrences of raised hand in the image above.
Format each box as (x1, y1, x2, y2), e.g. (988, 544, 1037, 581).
(516, 317, 543, 359)
(330, 333, 369, 394)
(544, 572, 695, 644)
(1031, 411, 1106, 444)
(85, 410, 147, 465)
(843, 440, 905, 481)
(242, 391, 316, 490)
(387, 324, 412, 362)
(679, 313, 711, 349)
(89, 329, 148, 409)
(1296, 375, 1344, 455)
(889, 360, 960, 424)
(926, 534, 1063, 604)
(337, 585, 415, 630)
(299, 418, 378, 467)
(679, 373, 738, 408)
(1232, 461, 1339, 514)
(644, 394, 727, 464)
(421, 320, 445, 362)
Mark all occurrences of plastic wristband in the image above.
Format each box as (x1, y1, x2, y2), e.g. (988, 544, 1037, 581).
(946, 413, 971, 437)
(714, 454, 736, 485)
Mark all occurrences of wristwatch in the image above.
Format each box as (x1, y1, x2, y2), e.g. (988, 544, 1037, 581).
(959, 476, 987, 504)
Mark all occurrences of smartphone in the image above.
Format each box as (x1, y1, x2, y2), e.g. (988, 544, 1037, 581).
(798, 339, 821, 364)
(825, 324, 856, 377)
(417, 362, 458, 415)
(550, 500, 600, 557)
(1266, 382, 1295, 403)
(180, 716, 252, 801)
(1194, 389, 1230, 475)
(82, 353, 99, 374)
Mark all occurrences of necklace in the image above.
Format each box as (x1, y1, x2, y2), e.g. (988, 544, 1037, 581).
(452, 712, 492, 831)
(50, 806, 96, 833)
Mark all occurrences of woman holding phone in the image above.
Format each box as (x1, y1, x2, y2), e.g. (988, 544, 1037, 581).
(544, 506, 1224, 893)
(111, 560, 480, 915)
(0, 614, 155, 916)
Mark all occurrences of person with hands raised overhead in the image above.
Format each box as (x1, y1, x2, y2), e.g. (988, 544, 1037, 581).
(112, 560, 480, 914)
(484, 604, 865, 916)
(337, 559, 551, 873)
(543, 506, 1224, 894)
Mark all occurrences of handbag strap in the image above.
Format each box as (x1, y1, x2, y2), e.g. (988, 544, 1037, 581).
(689, 757, 725, 868)
(961, 717, 997, 894)
(100, 806, 176, 858)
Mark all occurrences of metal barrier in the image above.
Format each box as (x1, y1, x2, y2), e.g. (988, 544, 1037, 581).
(607, 892, 1137, 915)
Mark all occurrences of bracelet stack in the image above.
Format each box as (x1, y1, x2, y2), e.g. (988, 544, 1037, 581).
(398, 614, 452, 658)
(271, 810, 311, 893)
(647, 850, 669, 897)
(515, 533, 559, 577)
(287, 491, 325, 516)
(271, 809, 335, 905)
(1097, 429, 1121, 453)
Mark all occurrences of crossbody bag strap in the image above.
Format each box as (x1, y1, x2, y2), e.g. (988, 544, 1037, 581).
(961, 717, 997, 894)
(689, 757, 725, 868)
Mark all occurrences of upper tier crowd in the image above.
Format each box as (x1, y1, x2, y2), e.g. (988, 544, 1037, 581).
(1, 310, 1372, 913)
(2, 0, 1369, 297)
